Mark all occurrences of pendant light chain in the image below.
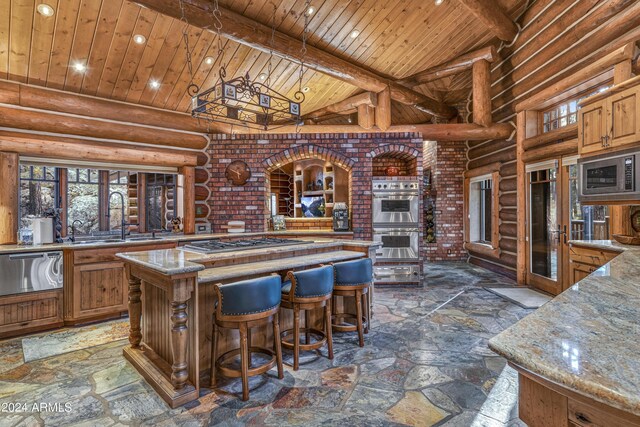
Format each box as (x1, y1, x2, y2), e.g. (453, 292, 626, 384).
(298, 0, 311, 95)
(211, 0, 226, 79)
(179, 0, 199, 96)
(266, 4, 277, 89)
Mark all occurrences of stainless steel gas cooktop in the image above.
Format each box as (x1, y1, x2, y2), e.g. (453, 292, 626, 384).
(182, 237, 309, 254)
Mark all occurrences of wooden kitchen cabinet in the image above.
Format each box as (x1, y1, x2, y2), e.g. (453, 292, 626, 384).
(568, 244, 620, 287)
(0, 290, 63, 339)
(578, 79, 640, 156)
(64, 241, 175, 324)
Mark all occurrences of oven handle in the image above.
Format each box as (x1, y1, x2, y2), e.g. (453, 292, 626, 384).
(373, 228, 419, 233)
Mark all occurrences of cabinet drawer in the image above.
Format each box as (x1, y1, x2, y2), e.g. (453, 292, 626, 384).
(569, 399, 640, 427)
(0, 290, 63, 336)
(569, 245, 619, 267)
(72, 242, 176, 264)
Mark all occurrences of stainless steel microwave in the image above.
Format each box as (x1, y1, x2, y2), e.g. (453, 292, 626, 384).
(578, 148, 640, 203)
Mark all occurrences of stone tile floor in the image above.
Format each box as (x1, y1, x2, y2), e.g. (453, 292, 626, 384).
(0, 262, 532, 426)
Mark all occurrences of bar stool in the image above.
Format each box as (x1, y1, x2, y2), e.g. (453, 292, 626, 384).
(280, 265, 334, 370)
(331, 258, 373, 347)
(210, 275, 284, 401)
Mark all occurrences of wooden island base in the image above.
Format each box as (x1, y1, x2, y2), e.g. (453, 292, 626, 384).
(514, 364, 640, 427)
(118, 240, 377, 408)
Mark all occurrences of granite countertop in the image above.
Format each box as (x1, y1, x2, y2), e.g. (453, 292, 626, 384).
(198, 250, 365, 283)
(489, 239, 640, 416)
(0, 230, 355, 255)
(116, 237, 380, 276)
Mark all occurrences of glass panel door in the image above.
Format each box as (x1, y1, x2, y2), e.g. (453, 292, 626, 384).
(527, 162, 563, 295)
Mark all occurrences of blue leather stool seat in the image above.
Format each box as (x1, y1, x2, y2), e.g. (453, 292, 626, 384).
(333, 258, 373, 286)
(280, 265, 335, 370)
(217, 275, 282, 315)
(211, 275, 284, 401)
(331, 258, 373, 347)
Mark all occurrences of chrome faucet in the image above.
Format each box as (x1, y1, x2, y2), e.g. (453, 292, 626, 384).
(106, 192, 129, 241)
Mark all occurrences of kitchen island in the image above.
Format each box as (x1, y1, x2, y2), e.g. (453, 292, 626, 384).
(116, 237, 379, 407)
(489, 240, 640, 427)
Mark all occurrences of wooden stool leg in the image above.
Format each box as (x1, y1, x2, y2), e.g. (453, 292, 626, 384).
(305, 309, 311, 345)
(247, 327, 252, 369)
(239, 323, 250, 401)
(363, 292, 370, 334)
(331, 294, 336, 325)
(273, 311, 284, 379)
(324, 303, 334, 359)
(355, 290, 364, 347)
(293, 306, 300, 371)
(210, 321, 218, 387)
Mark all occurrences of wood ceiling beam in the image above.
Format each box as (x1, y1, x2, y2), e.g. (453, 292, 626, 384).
(398, 45, 499, 86)
(251, 122, 513, 141)
(133, 0, 457, 119)
(303, 92, 377, 120)
(457, 0, 519, 41)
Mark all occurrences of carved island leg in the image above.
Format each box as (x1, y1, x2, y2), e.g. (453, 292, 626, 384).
(170, 300, 189, 390)
(127, 275, 142, 348)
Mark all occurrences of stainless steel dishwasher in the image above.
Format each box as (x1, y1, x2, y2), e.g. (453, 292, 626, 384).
(0, 251, 63, 297)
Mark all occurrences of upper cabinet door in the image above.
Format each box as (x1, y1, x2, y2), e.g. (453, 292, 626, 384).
(578, 100, 606, 155)
(606, 86, 640, 148)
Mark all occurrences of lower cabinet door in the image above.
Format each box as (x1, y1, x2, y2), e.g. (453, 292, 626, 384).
(73, 261, 127, 320)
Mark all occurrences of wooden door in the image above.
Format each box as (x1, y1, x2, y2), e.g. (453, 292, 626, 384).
(578, 100, 607, 155)
(606, 86, 640, 148)
(525, 160, 564, 295)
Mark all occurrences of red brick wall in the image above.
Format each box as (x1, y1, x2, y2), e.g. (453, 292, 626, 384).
(205, 133, 423, 242)
(423, 140, 466, 261)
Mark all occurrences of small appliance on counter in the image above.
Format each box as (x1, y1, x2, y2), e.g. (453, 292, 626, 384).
(195, 222, 212, 234)
(333, 202, 349, 231)
(30, 217, 54, 245)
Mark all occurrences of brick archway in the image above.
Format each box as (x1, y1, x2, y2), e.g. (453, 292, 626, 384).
(368, 143, 420, 160)
(262, 144, 355, 172)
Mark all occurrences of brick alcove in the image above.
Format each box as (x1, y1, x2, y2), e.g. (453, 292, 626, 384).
(369, 145, 420, 177)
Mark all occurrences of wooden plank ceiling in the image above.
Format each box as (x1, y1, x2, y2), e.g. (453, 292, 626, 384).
(0, 0, 526, 125)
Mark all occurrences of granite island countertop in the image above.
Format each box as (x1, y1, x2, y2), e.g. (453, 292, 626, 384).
(116, 237, 380, 276)
(0, 230, 355, 255)
(489, 239, 640, 416)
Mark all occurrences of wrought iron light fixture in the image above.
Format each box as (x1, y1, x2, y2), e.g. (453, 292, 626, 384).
(179, 0, 311, 131)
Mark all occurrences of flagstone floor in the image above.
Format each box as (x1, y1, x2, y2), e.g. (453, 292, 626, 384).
(0, 262, 532, 427)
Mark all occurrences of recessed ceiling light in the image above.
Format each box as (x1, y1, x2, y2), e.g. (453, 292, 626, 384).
(350, 29, 360, 39)
(133, 34, 146, 45)
(72, 62, 86, 73)
(204, 56, 215, 65)
(306, 6, 315, 15)
(435, 0, 444, 5)
(149, 80, 160, 89)
(302, 86, 310, 93)
(36, 4, 55, 17)
(258, 73, 267, 80)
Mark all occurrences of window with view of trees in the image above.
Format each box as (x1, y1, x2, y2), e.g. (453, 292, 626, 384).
(19, 165, 59, 228)
(67, 168, 101, 235)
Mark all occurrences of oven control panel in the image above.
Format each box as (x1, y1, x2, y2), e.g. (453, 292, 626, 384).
(625, 156, 634, 191)
(372, 180, 419, 191)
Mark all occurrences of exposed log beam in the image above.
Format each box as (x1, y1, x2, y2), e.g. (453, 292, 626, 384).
(472, 59, 492, 126)
(181, 166, 196, 235)
(522, 138, 578, 163)
(357, 104, 376, 129)
(375, 87, 392, 132)
(303, 92, 377, 121)
(515, 43, 636, 111)
(0, 131, 199, 167)
(457, 0, 519, 41)
(0, 105, 207, 150)
(0, 152, 19, 245)
(523, 123, 578, 151)
(134, 0, 457, 119)
(398, 46, 498, 86)
(0, 80, 222, 134)
(253, 122, 513, 141)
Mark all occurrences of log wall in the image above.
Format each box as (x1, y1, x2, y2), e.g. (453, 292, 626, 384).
(466, 0, 640, 279)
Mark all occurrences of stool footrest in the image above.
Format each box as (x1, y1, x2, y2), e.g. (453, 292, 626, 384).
(280, 327, 327, 351)
(332, 313, 368, 332)
(215, 346, 276, 379)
